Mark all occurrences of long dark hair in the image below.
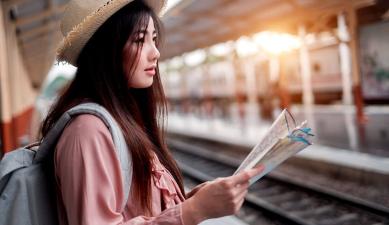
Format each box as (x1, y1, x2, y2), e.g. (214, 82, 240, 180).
(41, 0, 185, 214)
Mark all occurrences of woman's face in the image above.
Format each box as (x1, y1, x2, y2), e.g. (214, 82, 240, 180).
(124, 16, 160, 88)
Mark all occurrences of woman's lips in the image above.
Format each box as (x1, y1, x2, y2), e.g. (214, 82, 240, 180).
(145, 68, 155, 76)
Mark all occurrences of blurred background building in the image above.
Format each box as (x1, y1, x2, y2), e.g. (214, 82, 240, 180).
(1, 0, 388, 153)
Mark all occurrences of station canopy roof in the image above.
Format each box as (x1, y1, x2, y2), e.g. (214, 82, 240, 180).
(1, 0, 388, 88)
(160, 0, 389, 60)
(2, 0, 69, 88)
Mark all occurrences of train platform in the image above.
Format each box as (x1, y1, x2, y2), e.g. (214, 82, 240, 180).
(291, 105, 389, 157)
(167, 110, 389, 187)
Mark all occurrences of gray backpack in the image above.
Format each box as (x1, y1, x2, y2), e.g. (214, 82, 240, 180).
(0, 103, 132, 225)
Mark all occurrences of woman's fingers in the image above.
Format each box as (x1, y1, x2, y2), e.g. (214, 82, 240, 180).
(234, 182, 250, 193)
(232, 189, 248, 214)
(235, 197, 245, 213)
(230, 166, 264, 185)
(183, 167, 262, 222)
(235, 188, 248, 201)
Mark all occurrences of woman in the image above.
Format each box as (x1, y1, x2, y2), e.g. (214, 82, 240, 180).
(41, 0, 263, 224)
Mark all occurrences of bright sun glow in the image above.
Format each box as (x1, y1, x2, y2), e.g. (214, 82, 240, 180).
(235, 36, 259, 57)
(183, 49, 206, 67)
(210, 41, 234, 57)
(253, 31, 301, 55)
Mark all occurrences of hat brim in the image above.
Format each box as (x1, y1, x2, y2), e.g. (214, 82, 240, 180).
(57, 0, 167, 66)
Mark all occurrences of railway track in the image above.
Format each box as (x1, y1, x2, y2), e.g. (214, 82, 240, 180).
(168, 138, 389, 225)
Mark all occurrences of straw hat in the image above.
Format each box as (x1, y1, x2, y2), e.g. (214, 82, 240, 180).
(57, 0, 167, 66)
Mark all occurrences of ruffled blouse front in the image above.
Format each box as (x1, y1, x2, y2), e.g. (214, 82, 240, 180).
(151, 154, 185, 209)
(55, 114, 186, 225)
(124, 152, 186, 219)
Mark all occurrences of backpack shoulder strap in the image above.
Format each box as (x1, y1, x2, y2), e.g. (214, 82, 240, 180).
(34, 102, 132, 211)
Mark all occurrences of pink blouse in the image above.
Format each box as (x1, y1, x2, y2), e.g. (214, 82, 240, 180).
(54, 114, 186, 225)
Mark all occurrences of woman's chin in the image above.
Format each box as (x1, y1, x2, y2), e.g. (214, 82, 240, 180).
(129, 79, 154, 89)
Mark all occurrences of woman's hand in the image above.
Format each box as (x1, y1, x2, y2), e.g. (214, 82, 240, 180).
(186, 182, 209, 199)
(182, 166, 264, 225)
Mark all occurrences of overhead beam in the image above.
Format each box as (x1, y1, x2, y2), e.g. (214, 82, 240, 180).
(167, 0, 285, 34)
(19, 28, 60, 48)
(3, 0, 32, 12)
(162, 0, 376, 59)
(3, 0, 31, 4)
(24, 50, 56, 65)
(17, 20, 60, 41)
(162, 5, 338, 59)
(15, 3, 66, 27)
(21, 29, 59, 56)
(3, 0, 31, 7)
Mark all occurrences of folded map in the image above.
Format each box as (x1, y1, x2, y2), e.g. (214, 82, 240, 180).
(233, 109, 314, 184)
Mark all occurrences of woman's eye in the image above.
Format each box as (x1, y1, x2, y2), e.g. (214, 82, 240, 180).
(153, 36, 157, 42)
(134, 38, 144, 43)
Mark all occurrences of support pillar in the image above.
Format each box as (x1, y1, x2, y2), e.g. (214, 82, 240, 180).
(0, 1, 39, 154)
(298, 25, 316, 130)
(347, 8, 367, 124)
(338, 12, 359, 150)
(244, 59, 259, 125)
(298, 25, 314, 106)
(0, 1, 12, 155)
(338, 13, 353, 105)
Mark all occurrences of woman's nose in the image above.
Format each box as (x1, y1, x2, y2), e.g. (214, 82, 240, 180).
(149, 44, 160, 61)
